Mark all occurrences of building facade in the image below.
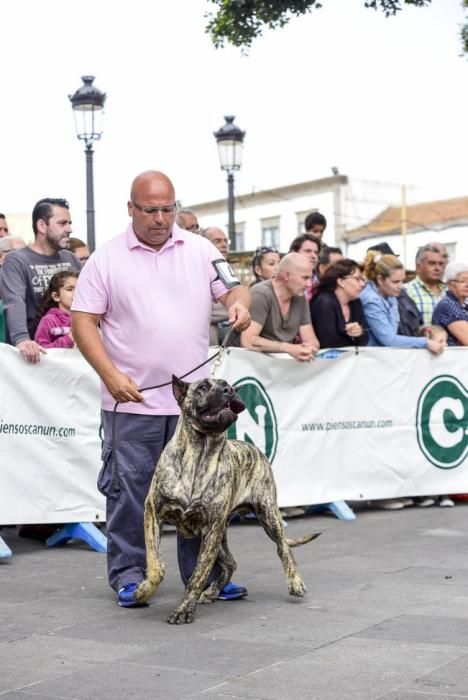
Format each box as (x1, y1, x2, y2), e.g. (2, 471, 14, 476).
(344, 196, 468, 267)
(187, 175, 348, 252)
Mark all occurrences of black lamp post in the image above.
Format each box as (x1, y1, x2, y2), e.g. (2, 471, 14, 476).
(213, 116, 245, 252)
(69, 75, 106, 252)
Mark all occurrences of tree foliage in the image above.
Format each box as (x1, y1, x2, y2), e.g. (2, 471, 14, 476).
(462, 0, 468, 54)
(205, 0, 433, 49)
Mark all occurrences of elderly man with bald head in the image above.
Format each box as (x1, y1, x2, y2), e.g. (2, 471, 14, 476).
(72, 170, 251, 607)
(241, 252, 319, 361)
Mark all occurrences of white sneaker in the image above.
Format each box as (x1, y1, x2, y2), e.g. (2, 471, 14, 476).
(438, 496, 455, 507)
(400, 498, 414, 507)
(376, 499, 405, 510)
(415, 497, 435, 507)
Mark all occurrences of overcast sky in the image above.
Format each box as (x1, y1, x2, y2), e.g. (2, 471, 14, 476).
(1, 0, 466, 245)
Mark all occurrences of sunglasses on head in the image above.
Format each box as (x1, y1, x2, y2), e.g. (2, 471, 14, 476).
(255, 246, 278, 254)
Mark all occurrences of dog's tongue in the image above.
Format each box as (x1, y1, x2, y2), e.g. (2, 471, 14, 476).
(230, 398, 245, 414)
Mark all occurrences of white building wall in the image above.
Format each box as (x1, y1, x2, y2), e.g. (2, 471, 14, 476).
(197, 190, 338, 252)
(346, 224, 468, 268)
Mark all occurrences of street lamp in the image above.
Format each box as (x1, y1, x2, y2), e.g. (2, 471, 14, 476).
(69, 75, 106, 252)
(213, 115, 245, 252)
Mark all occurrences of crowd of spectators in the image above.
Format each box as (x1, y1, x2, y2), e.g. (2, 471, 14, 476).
(1, 198, 467, 525)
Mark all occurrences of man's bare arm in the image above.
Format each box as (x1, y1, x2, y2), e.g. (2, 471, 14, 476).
(298, 323, 320, 351)
(241, 320, 314, 361)
(217, 285, 251, 332)
(72, 311, 143, 403)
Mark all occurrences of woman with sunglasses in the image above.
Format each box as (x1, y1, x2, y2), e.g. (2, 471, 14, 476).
(310, 258, 368, 348)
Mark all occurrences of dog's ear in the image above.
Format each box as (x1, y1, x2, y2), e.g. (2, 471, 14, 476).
(172, 375, 190, 405)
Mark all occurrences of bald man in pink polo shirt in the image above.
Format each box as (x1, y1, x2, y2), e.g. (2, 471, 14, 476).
(72, 170, 251, 608)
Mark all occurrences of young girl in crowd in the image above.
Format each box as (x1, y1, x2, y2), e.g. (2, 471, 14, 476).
(250, 246, 281, 286)
(418, 324, 449, 346)
(34, 271, 79, 348)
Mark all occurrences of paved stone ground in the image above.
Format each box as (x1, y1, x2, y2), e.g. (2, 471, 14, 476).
(1, 502, 468, 699)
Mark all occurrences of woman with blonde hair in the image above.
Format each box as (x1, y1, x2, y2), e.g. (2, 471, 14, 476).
(360, 251, 445, 354)
(361, 250, 447, 510)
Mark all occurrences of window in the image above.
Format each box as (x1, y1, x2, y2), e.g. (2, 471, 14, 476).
(261, 217, 280, 248)
(231, 222, 245, 251)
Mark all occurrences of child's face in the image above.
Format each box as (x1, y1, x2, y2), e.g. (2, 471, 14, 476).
(53, 277, 77, 311)
(432, 329, 448, 345)
(255, 252, 280, 281)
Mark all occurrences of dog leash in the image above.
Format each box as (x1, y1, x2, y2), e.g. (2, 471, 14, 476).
(109, 328, 239, 492)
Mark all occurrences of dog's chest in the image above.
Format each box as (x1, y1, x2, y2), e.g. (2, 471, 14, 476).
(154, 452, 232, 535)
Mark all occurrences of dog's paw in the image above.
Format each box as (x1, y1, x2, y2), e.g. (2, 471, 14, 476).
(167, 606, 196, 625)
(288, 575, 307, 597)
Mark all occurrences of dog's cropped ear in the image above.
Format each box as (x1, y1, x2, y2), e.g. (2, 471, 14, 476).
(172, 375, 190, 405)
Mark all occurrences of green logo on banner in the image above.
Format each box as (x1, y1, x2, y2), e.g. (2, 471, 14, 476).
(227, 376, 278, 462)
(416, 375, 468, 469)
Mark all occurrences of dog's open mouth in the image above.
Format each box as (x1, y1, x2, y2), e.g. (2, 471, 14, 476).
(200, 397, 245, 429)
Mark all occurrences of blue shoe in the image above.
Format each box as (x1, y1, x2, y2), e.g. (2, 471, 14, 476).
(217, 581, 248, 601)
(118, 582, 147, 608)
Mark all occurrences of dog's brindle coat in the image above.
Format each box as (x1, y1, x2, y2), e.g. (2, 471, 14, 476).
(136, 376, 318, 624)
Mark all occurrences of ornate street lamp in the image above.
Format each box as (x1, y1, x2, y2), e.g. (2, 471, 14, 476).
(213, 115, 245, 252)
(69, 75, 106, 252)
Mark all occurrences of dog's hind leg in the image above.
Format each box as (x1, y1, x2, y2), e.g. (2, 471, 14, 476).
(255, 501, 307, 598)
(198, 530, 236, 604)
(168, 525, 225, 624)
(135, 497, 165, 604)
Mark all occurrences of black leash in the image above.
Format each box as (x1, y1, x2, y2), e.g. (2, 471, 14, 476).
(109, 328, 239, 491)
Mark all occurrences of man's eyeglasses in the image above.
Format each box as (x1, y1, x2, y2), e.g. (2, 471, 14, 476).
(186, 224, 200, 232)
(131, 201, 177, 216)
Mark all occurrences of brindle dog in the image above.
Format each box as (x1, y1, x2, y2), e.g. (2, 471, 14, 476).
(136, 376, 319, 624)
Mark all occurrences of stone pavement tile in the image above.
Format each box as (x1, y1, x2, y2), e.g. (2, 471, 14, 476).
(0, 665, 62, 695)
(0, 635, 148, 676)
(403, 652, 468, 696)
(202, 637, 466, 700)
(20, 660, 226, 700)
(381, 693, 466, 699)
(374, 566, 468, 587)
(53, 601, 246, 646)
(192, 695, 266, 700)
(354, 614, 468, 647)
(0, 596, 119, 643)
(127, 635, 309, 676)
(198, 599, 393, 648)
(0, 693, 66, 700)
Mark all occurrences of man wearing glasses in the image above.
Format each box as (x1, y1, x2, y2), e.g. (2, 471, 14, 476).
(72, 170, 251, 608)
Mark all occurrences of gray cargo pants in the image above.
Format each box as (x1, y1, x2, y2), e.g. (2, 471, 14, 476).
(99, 410, 219, 592)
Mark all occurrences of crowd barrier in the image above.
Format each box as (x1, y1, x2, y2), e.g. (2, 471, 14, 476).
(0, 344, 467, 536)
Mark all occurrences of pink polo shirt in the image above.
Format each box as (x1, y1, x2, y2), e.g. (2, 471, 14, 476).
(72, 223, 236, 415)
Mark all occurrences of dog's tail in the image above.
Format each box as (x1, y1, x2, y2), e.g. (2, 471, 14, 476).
(286, 532, 321, 547)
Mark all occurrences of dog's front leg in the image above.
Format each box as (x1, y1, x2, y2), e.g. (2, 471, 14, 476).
(135, 496, 165, 604)
(167, 525, 225, 625)
(198, 530, 236, 604)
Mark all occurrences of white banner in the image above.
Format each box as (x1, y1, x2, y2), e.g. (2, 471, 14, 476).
(0, 344, 105, 525)
(0, 344, 467, 522)
(215, 347, 468, 507)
